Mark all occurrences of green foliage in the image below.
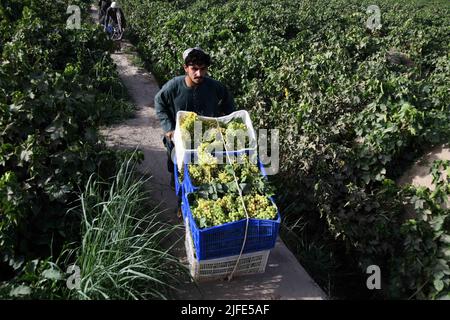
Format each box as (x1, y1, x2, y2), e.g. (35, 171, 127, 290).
(0, 257, 70, 299)
(0, 0, 133, 264)
(389, 160, 450, 299)
(191, 193, 277, 228)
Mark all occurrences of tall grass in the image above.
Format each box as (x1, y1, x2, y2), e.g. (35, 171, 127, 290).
(69, 156, 186, 300)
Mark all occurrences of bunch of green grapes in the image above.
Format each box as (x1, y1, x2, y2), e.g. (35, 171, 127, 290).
(225, 120, 248, 149)
(230, 154, 259, 175)
(188, 143, 222, 184)
(191, 193, 277, 228)
(180, 112, 198, 135)
(188, 164, 207, 185)
(217, 194, 237, 215)
(243, 194, 277, 220)
(188, 162, 219, 185)
(200, 125, 226, 155)
(202, 119, 219, 132)
(187, 144, 219, 185)
(198, 142, 219, 167)
(201, 140, 225, 153)
(192, 198, 229, 227)
(228, 199, 246, 222)
(191, 198, 214, 227)
(192, 195, 246, 227)
(236, 161, 260, 189)
(218, 170, 234, 183)
(180, 113, 221, 147)
(188, 153, 260, 186)
(188, 163, 233, 186)
(227, 120, 247, 131)
(204, 126, 226, 143)
(241, 163, 259, 176)
(180, 112, 197, 148)
(180, 112, 221, 138)
(180, 115, 249, 151)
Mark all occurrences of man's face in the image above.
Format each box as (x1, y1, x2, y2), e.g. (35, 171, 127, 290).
(184, 64, 208, 85)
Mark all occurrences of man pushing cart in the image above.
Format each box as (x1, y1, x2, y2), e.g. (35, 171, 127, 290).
(154, 47, 235, 215)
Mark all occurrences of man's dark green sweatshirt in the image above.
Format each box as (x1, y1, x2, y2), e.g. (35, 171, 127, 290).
(154, 76, 235, 133)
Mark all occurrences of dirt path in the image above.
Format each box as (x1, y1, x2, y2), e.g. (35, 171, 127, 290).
(398, 144, 450, 189)
(90, 6, 178, 217)
(100, 42, 179, 211)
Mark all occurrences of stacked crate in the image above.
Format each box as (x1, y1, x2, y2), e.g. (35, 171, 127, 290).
(173, 110, 280, 281)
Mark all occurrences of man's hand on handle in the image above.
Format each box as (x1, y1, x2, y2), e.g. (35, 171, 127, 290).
(165, 130, 174, 142)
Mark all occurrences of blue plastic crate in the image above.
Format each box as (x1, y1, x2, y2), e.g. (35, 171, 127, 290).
(182, 192, 280, 260)
(182, 161, 196, 194)
(180, 187, 189, 219)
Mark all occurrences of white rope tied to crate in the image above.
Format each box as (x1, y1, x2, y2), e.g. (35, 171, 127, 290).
(214, 119, 250, 282)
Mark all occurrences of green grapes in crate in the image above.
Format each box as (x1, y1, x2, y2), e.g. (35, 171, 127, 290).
(187, 153, 263, 190)
(191, 194, 277, 228)
(179, 112, 250, 150)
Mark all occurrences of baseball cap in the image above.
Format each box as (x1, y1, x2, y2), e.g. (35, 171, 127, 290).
(182, 47, 207, 61)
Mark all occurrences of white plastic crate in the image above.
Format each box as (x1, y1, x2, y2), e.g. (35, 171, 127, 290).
(185, 218, 270, 282)
(174, 110, 257, 170)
